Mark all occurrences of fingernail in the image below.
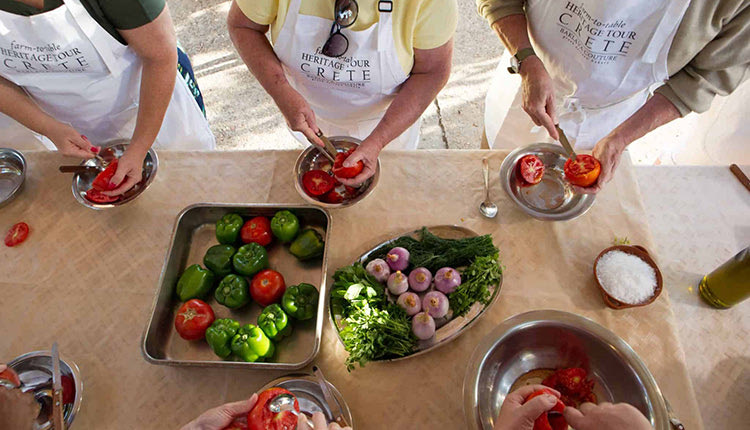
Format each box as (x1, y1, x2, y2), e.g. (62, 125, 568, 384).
(91, 147, 99, 153)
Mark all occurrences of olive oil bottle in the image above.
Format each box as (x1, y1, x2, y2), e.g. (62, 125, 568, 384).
(699, 247, 750, 308)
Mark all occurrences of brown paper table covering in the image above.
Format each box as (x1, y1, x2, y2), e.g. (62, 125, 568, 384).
(0, 150, 701, 429)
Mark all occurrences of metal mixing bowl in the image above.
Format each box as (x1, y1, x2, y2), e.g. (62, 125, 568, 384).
(71, 142, 158, 210)
(293, 137, 380, 209)
(499, 143, 595, 221)
(464, 310, 671, 430)
(0, 148, 26, 208)
(259, 373, 353, 426)
(8, 350, 83, 430)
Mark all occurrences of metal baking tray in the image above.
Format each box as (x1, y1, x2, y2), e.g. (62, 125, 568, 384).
(142, 203, 331, 369)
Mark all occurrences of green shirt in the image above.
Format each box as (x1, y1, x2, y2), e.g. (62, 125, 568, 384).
(0, 0, 166, 45)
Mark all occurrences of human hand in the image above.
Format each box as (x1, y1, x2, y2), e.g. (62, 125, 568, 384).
(563, 402, 652, 430)
(179, 394, 258, 430)
(297, 412, 352, 430)
(572, 134, 627, 194)
(275, 86, 324, 147)
(519, 57, 559, 141)
(45, 122, 98, 158)
(493, 385, 562, 430)
(334, 137, 381, 187)
(102, 145, 147, 197)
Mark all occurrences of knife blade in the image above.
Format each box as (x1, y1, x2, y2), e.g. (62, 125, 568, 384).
(312, 366, 348, 427)
(315, 131, 339, 162)
(555, 124, 576, 160)
(58, 165, 101, 174)
(51, 343, 65, 430)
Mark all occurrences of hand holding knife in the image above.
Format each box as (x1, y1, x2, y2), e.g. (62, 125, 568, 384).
(312, 365, 348, 428)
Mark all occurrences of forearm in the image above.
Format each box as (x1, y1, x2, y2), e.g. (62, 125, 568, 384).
(491, 13, 532, 55)
(131, 55, 176, 154)
(0, 75, 59, 135)
(609, 93, 681, 147)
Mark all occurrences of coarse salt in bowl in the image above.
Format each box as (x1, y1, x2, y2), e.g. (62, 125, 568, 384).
(593, 245, 663, 309)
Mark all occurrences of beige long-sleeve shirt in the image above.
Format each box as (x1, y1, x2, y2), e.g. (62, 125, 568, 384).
(477, 0, 750, 116)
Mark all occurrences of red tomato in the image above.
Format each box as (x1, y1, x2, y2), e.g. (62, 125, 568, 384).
(241, 217, 272, 246)
(564, 154, 601, 187)
(525, 388, 567, 430)
(542, 367, 597, 407)
(4, 222, 29, 247)
(517, 154, 545, 185)
(332, 148, 364, 179)
(302, 170, 336, 196)
(61, 374, 75, 404)
(0, 367, 20, 387)
(250, 270, 286, 307)
(174, 299, 215, 341)
(224, 417, 249, 430)
(248, 387, 299, 430)
(85, 188, 120, 204)
(91, 159, 119, 191)
(323, 184, 357, 204)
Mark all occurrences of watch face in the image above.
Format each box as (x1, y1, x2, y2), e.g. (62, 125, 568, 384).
(509, 56, 520, 73)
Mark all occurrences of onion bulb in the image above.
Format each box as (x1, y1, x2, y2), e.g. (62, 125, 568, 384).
(366, 258, 390, 283)
(397, 292, 421, 316)
(387, 271, 408, 295)
(385, 247, 410, 271)
(434, 267, 461, 294)
(411, 312, 436, 340)
(422, 291, 449, 318)
(408, 267, 432, 292)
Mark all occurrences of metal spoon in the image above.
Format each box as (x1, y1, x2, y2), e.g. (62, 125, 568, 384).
(268, 393, 299, 417)
(479, 157, 498, 218)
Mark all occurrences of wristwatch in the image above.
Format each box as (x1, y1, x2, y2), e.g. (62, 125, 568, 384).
(507, 47, 537, 74)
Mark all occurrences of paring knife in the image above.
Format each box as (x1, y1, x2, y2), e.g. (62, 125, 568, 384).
(315, 131, 339, 163)
(555, 124, 576, 160)
(312, 366, 348, 428)
(59, 165, 101, 174)
(51, 342, 65, 430)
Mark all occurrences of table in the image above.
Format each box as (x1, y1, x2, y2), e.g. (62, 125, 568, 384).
(0, 150, 703, 429)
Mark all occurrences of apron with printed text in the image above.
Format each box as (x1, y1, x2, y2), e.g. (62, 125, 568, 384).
(273, 0, 419, 149)
(0, 0, 215, 150)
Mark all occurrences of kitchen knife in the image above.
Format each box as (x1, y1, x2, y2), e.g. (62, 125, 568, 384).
(312, 366, 348, 427)
(315, 131, 339, 162)
(51, 343, 65, 430)
(58, 165, 101, 174)
(555, 124, 576, 160)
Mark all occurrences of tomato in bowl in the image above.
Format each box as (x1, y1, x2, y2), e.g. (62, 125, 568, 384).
(564, 155, 601, 187)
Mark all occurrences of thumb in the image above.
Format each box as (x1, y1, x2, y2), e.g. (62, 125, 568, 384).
(563, 406, 588, 429)
(222, 393, 259, 416)
(520, 394, 557, 424)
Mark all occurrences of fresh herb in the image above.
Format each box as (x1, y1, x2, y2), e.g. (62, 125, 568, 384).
(331, 263, 385, 318)
(340, 302, 416, 370)
(449, 254, 503, 318)
(366, 227, 498, 273)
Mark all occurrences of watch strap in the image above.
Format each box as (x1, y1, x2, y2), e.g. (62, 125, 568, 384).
(515, 47, 536, 63)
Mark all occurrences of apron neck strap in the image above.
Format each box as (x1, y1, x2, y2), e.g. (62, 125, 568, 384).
(62, 0, 124, 73)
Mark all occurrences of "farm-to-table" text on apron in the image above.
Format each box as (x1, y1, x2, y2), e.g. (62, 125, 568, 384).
(0, 40, 100, 73)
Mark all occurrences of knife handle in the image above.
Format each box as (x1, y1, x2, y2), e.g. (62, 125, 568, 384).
(52, 389, 65, 430)
(335, 416, 349, 428)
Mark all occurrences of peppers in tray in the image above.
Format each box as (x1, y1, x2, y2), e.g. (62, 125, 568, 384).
(230, 324, 275, 362)
(215, 274, 251, 309)
(270, 210, 300, 243)
(257, 304, 292, 341)
(282, 283, 318, 321)
(203, 244, 236, 278)
(205, 318, 240, 358)
(233, 243, 268, 277)
(289, 229, 324, 261)
(216, 213, 244, 245)
(176, 264, 215, 301)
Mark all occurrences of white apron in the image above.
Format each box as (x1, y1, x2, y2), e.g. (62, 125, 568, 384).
(273, 0, 420, 149)
(491, 0, 689, 149)
(0, 0, 215, 150)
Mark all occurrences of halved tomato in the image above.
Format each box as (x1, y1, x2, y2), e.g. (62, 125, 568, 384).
(564, 154, 601, 187)
(4, 222, 29, 247)
(332, 148, 364, 179)
(517, 154, 545, 185)
(248, 387, 299, 430)
(0, 367, 20, 387)
(91, 159, 119, 191)
(302, 170, 336, 196)
(324, 184, 357, 204)
(85, 188, 119, 204)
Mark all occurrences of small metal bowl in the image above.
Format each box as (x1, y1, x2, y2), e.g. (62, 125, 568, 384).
(594, 245, 663, 309)
(8, 350, 83, 430)
(293, 137, 380, 209)
(464, 310, 672, 430)
(499, 143, 595, 221)
(72, 142, 158, 210)
(259, 373, 353, 426)
(0, 148, 26, 208)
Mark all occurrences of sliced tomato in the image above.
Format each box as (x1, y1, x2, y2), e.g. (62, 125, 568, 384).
(174, 299, 215, 341)
(302, 170, 336, 197)
(517, 154, 545, 185)
(241, 216, 272, 246)
(323, 184, 357, 204)
(248, 387, 299, 430)
(332, 148, 364, 179)
(564, 154, 601, 187)
(91, 159, 119, 191)
(4, 222, 29, 247)
(525, 388, 567, 430)
(0, 367, 20, 387)
(85, 188, 119, 204)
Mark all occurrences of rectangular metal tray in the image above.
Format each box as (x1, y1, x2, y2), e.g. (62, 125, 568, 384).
(142, 203, 331, 369)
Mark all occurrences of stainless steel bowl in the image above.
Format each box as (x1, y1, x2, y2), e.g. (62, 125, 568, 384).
(0, 148, 26, 208)
(294, 137, 380, 209)
(72, 141, 158, 210)
(499, 143, 595, 221)
(259, 373, 353, 426)
(464, 310, 671, 430)
(8, 350, 83, 430)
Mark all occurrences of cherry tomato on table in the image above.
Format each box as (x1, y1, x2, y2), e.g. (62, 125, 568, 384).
(525, 388, 567, 430)
(517, 154, 545, 185)
(91, 159, 119, 191)
(241, 216, 272, 246)
(248, 387, 299, 430)
(302, 170, 336, 197)
(250, 269, 286, 307)
(174, 299, 215, 341)
(564, 154, 601, 187)
(332, 148, 364, 179)
(4, 222, 29, 247)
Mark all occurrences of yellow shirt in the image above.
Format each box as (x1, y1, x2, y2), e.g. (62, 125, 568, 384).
(236, 0, 457, 74)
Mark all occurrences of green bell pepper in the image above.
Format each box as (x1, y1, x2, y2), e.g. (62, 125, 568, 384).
(176, 264, 215, 301)
(270, 210, 300, 243)
(257, 304, 292, 341)
(216, 213, 244, 245)
(205, 318, 240, 358)
(232, 243, 268, 277)
(289, 229, 325, 261)
(215, 274, 250, 309)
(230, 324, 275, 362)
(203, 244, 236, 278)
(282, 283, 319, 321)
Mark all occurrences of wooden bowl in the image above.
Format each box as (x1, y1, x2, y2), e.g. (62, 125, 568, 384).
(593, 245, 663, 310)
